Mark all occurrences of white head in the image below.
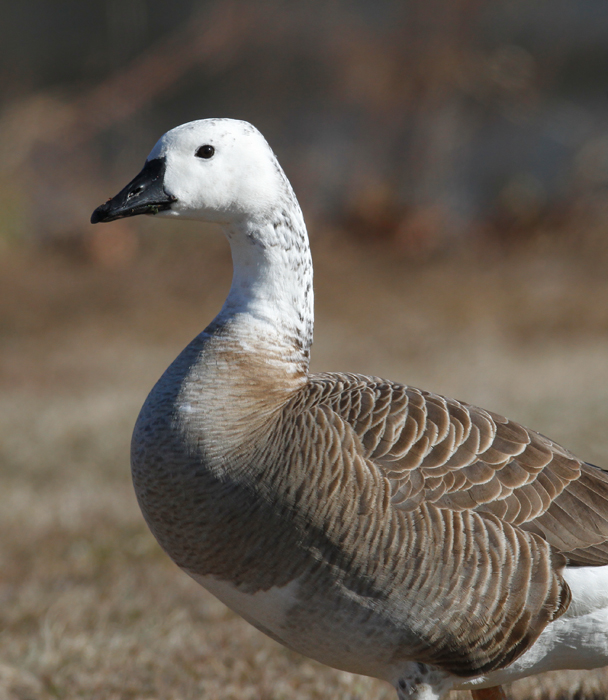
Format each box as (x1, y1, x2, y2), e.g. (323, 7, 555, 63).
(154, 119, 292, 224)
(91, 118, 313, 369)
(91, 118, 294, 227)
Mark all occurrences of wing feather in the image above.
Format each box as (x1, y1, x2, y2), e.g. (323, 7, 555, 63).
(290, 372, 607, 675)
(317, 374, 608, 566)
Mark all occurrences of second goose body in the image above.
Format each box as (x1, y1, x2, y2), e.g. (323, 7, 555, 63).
(91, 119, 608, 700)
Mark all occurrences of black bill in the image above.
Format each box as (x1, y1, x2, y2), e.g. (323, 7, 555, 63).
(91, 157, 177, 224)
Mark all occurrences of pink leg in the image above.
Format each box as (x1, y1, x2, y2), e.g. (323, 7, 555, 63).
(471, 687, 508, 700)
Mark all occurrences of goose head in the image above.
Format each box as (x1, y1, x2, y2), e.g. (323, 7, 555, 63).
(91, 118, 289, 227)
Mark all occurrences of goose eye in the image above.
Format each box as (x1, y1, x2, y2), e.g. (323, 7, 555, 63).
(195, 145, 215, 159)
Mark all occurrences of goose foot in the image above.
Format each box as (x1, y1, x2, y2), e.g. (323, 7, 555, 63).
(394, 662, 454, 698)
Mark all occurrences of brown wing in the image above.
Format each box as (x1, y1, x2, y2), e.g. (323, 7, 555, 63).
(318, 372, 608, 566)
(289, 372, 608, 676)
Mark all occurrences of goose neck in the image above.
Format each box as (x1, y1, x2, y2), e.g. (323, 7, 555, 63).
(210, 209, 314, 378)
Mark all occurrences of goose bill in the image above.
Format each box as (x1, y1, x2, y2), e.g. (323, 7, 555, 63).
(90, 157, 176, 224)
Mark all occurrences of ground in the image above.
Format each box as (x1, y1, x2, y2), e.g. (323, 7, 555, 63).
(2, 222, 608, 699)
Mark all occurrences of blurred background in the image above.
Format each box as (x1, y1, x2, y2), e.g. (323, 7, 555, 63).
(5, 0, 608, 254)
(3, 1, 608, 699)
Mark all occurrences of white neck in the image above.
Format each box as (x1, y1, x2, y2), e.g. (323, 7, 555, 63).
(206, 201, 314, 378)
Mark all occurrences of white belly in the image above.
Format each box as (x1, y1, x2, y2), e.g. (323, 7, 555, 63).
(188, 570, 300, 640)
(188, 564, 608, 691)
(186, 570, 409, 681)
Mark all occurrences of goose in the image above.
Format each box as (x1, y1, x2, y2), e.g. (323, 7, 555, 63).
(91, 118, 608, 700)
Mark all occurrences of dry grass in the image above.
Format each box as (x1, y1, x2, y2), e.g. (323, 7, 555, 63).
(3, 225, 608, 699)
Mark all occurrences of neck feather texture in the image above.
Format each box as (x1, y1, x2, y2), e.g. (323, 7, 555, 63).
(206, 198, 314, 383)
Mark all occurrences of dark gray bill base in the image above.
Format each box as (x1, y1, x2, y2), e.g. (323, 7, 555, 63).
(91, 157, 177, 224)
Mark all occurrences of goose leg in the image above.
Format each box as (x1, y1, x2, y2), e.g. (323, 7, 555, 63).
(471, 686, 508, 700)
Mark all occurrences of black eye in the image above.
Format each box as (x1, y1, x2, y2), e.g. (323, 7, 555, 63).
(195, 145, 215, 159)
